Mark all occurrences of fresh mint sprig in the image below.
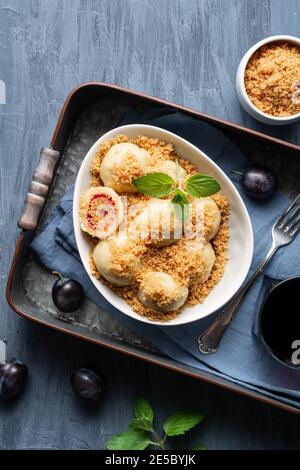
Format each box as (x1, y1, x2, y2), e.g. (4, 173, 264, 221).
(132, 170, 220, 220)
(106, 397, 206, 450)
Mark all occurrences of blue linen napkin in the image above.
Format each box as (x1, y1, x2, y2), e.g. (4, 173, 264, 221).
(31, 108, 300, 407)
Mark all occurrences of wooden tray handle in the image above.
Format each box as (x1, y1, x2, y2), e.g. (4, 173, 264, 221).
(18, 147, 60, 231)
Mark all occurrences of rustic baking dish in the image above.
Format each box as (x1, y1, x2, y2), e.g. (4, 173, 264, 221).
(6, 82, 300, 415)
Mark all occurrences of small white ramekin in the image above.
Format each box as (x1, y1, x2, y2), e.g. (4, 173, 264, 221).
(236, 35, 300, 125)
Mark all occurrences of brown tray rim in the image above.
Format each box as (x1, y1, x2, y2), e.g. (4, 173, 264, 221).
(6, 81, 300, 417)
(52, 81, 300, 152)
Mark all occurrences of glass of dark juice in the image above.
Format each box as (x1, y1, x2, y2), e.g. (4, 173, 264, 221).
(259, 276, 300, 368)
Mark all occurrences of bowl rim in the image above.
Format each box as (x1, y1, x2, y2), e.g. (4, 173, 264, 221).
(73, 124, 254, 326)
(237, 35, 300, 122)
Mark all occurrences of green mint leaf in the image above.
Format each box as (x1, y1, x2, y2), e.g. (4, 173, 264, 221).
(192, 444, 208, 450)
(133, 172, 174, 197)
(186, 173, 220, 197)
(128, 418, 153, 432)
(171, 188, 189, 221)
(106, 429, 152, 450)
(135, 397, 154, 425)
(163, 411, 204, 437)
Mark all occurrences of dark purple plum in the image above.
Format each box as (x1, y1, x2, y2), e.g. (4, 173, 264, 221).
(0, 358, 28, 399)
(71, 368, 105, 403)
(52, 271, 84, 313)
(236, 165, 278, 200)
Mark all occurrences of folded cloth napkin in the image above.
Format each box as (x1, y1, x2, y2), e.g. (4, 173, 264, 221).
(31, 107, 300, 408)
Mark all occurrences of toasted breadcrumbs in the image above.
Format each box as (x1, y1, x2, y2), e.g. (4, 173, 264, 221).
(107, 237, 145, 278)
(112, 154, 145, 189)
(244, 41, 300, 117)
(88, 134, 229, 322)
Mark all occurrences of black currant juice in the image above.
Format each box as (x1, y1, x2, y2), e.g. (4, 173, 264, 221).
(260, 277, 300, 367)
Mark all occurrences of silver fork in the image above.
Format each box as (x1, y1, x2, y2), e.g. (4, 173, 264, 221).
(198, 193, 300, 355)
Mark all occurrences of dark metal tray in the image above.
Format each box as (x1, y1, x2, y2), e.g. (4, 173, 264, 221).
(6, 82, 300, 416)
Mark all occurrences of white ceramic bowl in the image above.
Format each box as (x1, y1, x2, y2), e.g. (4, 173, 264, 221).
(236, 35, 300, 125)
(73, 124, 253, 326)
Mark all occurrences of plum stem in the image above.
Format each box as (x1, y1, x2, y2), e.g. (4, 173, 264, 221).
(52, 271, 65, 284)
(230, 170, 244, 176)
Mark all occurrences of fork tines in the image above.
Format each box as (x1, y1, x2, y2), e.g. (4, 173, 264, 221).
(277, 193, 300, 237)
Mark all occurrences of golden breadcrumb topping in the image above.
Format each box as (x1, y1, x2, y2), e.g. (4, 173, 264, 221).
(112, 154, 145, 187)
(244, 41, 300, 117)
(140, 275, 184, 308)
(108, 238, 145, 276)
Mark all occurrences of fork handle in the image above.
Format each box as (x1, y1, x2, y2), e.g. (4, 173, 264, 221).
(198, 244, 278, 354)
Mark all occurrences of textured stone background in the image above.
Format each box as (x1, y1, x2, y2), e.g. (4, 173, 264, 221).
(0, 0, 300, 450)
